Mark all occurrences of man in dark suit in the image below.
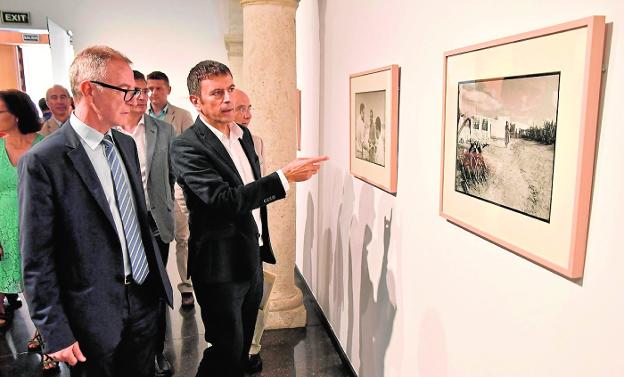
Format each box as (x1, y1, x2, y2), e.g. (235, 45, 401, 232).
(118, 70, 176, 377)
(171, 60, 327, 377)
(18, 46, 173, 377)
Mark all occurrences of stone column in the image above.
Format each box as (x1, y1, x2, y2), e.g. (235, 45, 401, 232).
(241, 0, 305, 329)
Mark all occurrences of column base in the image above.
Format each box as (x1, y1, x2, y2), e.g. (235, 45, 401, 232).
(265, 287, 307, 329)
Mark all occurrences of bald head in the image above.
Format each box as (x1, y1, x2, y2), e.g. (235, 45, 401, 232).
(231, 88, 252, 126)
(45, 85, 71, 121)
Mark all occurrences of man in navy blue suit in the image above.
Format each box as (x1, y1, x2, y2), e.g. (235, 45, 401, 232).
(18, 46, 173, 377)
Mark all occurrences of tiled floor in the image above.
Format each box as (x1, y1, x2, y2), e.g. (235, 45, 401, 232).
(0, 256, 353, 377)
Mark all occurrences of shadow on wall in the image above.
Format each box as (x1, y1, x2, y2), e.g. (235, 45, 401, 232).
(302, 167, 398, 376)
(354, 185, 397, 377)
(330, 174, 354, 336)
(303, 192, 315, 286)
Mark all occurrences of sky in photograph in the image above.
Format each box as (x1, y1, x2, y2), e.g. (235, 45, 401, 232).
(459, 73, 560, 127)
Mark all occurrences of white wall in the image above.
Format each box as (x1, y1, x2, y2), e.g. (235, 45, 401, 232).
(0, 0, 230, 115)
(296, 1, 624, 376)
(295, 0, 321, 274)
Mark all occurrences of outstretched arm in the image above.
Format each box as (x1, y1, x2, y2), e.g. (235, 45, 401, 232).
(171, 137, 286, 215)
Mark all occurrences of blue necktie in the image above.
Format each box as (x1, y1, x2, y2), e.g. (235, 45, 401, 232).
(102, 134, 149, 284)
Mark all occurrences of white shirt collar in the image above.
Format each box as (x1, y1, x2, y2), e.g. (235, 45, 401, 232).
(199, 115, 243, 142)
(70, 113, 111, 151)
(115, 116, 146, 137)
(52, 116, 64, 126)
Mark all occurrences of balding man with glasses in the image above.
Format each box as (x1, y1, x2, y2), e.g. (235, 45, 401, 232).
(18, 46, 172, 377)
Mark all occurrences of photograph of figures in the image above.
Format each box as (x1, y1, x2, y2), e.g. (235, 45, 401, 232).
(350, 65, 399, 193)
(455, 72, 560, 222)
(355, 90, 386, 167)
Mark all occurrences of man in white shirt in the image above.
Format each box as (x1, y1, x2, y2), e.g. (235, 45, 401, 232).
(231, 88, 275, 373)
(39, 85, 71, 136)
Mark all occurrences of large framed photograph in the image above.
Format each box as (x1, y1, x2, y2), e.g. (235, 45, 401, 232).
(350, 65, 400, 193)
(439, 16, 605, 278)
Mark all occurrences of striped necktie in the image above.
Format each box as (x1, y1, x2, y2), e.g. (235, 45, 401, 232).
(102, 134, 149, 284)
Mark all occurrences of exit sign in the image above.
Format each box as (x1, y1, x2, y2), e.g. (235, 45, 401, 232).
(1, 11, 31, 24)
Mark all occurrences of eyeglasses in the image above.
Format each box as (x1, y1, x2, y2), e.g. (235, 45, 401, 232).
(138, 88, 151, 96)
(90, 81, 141, 102)
(235, 105, 252, 114)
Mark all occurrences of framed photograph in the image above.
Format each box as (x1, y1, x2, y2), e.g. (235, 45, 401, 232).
(439, 16, 606, 278)
(350, 65, 400, 193)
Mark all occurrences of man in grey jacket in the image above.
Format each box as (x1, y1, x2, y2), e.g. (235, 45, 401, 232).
(119, 70, 176, 377)
(147, 70, 196, 308)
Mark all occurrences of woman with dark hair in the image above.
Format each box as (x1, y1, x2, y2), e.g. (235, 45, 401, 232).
(0, 90, 58, 372)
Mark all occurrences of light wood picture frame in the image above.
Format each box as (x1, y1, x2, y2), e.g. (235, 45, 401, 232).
(350, 65, 400, 193)
(439, 16, 606, 278)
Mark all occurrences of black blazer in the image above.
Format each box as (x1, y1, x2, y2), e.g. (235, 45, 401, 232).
(18, 122, 173, 354)
(171, 119, 285, 284)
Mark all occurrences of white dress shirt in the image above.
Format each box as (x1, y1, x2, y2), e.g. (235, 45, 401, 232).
(199, 116, 289, 246)
(116, 118, 149, 208)
(70, 113, 134, 276)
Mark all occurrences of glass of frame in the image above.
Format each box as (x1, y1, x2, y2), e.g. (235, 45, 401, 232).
(350, 65, 400, 193)
(439, 16, 606, 278)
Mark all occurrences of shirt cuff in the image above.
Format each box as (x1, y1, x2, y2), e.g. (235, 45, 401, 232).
(276, 169, 290, 192)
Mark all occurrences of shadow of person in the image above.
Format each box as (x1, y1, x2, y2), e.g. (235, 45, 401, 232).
(330, 174, 355, 334)
(359, 209, 397, 377)
(302, 193, 315, 285)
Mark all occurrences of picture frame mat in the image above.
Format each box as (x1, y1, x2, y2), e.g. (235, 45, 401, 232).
(350, 65, 399, 193)
(439, 16, 605, 277)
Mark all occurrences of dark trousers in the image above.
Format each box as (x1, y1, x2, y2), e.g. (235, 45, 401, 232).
(70, 282, 160, 377)
(148, 212, 170, 355)
(195, 264, 263, 377)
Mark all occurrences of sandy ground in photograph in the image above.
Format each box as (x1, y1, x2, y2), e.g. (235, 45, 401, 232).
(460, 138, 555, 221)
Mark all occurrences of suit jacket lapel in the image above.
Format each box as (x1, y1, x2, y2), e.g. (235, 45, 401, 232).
(192, 122, 244, 185)
(164, 106, 175, 125)
(63, 124, 117, 231)
(239, 132, 261, 180)
(144, 115, 157, 180)
(111, 129, 145, 205)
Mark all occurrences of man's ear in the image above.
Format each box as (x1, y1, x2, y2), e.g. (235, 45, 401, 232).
(167, 86, 172, 95)
(80, 81, 94, 100)
(189, 95, 201, 111)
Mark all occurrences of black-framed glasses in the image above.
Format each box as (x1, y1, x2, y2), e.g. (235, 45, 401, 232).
(90, 81, 141, 102)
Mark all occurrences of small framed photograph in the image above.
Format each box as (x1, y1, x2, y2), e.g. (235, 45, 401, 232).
(439, 16, 606, 278)
(350, 65, 400, 193)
